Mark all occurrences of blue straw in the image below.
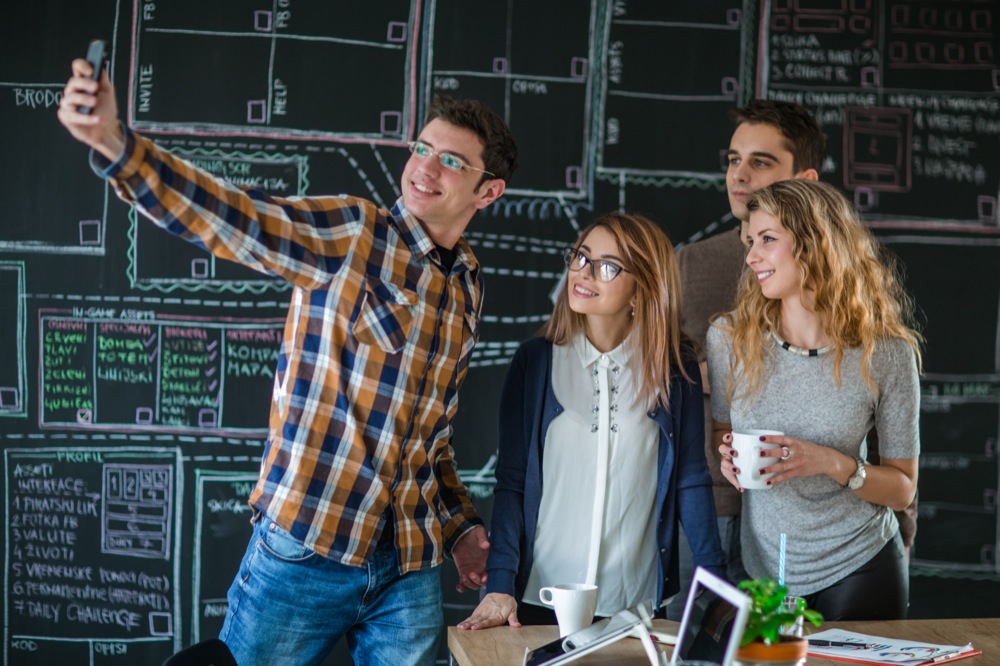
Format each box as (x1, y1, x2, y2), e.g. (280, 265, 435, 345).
(779, 532, 786, 587)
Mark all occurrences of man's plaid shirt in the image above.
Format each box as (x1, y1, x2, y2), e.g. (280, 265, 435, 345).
(95, 127, 484, 572)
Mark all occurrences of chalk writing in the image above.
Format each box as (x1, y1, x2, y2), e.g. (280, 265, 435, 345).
(761, 0, 999, 227)
(40, 314, 281, 433)
(5, 448, 180, 654)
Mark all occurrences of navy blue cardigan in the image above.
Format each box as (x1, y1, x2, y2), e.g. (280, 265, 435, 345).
(484, 337, 726, 607)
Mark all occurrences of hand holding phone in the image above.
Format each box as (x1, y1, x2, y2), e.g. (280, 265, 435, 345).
(79, 39, 107, 115)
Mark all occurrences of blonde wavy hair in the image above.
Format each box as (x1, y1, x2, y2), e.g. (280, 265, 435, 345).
(717, 179, 923, 403)
(542, 212, 692, 411)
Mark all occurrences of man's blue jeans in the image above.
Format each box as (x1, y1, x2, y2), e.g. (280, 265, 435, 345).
(220, 515, 442, 665)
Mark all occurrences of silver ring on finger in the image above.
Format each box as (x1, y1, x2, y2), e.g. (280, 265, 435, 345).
(779, 446, 791, 461)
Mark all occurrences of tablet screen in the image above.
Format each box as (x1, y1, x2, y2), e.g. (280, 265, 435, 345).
(522, 602, 653, 666)
(673, 582, 741, 663)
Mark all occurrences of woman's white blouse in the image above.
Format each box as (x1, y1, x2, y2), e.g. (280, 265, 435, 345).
(523, 334, 659, 617)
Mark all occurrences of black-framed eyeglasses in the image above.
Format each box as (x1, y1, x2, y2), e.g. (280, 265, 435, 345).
(407, 141, 495, 178)
(562, 248, 629, 283)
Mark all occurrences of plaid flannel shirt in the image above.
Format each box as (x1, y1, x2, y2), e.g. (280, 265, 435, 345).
(95, 127, 484, 572)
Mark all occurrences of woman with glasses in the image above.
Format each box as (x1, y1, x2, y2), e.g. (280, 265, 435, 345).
(457, 212, 726, 630)
(709, 180, 921, 620)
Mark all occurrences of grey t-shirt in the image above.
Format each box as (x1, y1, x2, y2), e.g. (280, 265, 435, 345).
(706, 322, 920, 595)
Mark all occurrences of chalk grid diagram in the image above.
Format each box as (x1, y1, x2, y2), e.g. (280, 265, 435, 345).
(595, 0, 750, 246)
(129, 0, 420, 143)
(0, 263, 27, 417)
(425, 0, 595, 198)
(103, 463, 174, 559)
(39, 313, 282, 435)
(597, 2, 747, 176)
(4, 447, 183, 662)
(190, 471, 257, 644)
(0, 1, 121, 254)
(760, 0, 1000, 230)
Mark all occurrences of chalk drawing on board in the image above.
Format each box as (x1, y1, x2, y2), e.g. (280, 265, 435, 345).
(0, 262, 27, 417)
(0, 0, 122, 255)
(485, 194, 590, 225)
(467, 341, 529, 369)
(103, 464, 174, 558)
(4, 447, 183, 661)
(844, 106, 912, 192)
(129, 0, 421, 144)
(760, 0, 1000, 229)
(674, 211, 741, 249)
(191, 471, 257, 644)
(594, 169, 728, 225)
(424, 0, 596, 197)
(596, 1, 746, 178)
(885, 3, 998, 82)
(39, 313, 281, 435)
(461, 228, 572, 369)
(458, 454, 497, 499)
(0, 98, 107, 254)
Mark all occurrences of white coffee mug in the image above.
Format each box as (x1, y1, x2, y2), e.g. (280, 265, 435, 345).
(731, 429, 784, 490)
(539, 583, 598, 637)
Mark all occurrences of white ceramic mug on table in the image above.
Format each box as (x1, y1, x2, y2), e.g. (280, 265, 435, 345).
(538, 583, 598, 637)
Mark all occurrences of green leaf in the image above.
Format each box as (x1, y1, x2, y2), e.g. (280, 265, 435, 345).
(741, 625, 762, 646)
(804, 609, 824, 626)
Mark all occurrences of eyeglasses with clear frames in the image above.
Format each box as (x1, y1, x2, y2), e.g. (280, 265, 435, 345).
(407, 141, 496, 178)
(562, 248, 629, 283)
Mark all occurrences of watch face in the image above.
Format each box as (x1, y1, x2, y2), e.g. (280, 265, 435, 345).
(848, 459, 866, 489)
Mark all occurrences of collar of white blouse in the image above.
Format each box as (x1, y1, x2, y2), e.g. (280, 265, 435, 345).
(572, 333, 631, 369)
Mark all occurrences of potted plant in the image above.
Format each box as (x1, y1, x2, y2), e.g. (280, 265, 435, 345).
(734, 578, 823, 665)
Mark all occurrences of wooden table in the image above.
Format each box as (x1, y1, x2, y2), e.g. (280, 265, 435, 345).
(448, 617, 999, 665)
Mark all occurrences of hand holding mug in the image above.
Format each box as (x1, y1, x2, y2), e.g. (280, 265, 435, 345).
(755, 433, 843, 485)
(721, 429, 783, 490)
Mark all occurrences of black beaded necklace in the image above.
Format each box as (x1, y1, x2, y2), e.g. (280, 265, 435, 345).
(770, 331, 834, 358)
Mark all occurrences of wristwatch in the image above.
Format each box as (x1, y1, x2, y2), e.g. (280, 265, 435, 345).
(847, 457, 867, 490)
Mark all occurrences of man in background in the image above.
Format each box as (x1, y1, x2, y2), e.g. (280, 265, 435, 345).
(59, 58, 518, 665)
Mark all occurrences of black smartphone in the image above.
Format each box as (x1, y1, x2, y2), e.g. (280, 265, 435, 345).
(79, 39, 107, 115)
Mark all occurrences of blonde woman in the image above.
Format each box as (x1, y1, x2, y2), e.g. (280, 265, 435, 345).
(459, 212, 725, 630)
(709, 179, 922, 620)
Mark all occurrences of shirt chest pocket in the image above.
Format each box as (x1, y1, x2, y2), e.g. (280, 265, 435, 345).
(352, 276, 418, 354)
